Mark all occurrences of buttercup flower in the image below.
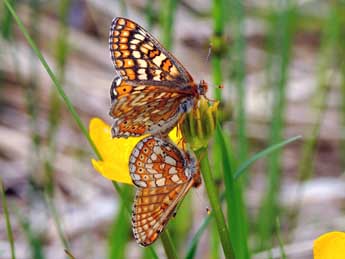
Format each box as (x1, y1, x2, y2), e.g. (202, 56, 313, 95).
(313, 231, 345, 259)
(89, 118, 182, 185)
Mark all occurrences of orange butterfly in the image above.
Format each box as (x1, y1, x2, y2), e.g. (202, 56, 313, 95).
(129, 136, 201, 246)
(108, 17, 208, 138)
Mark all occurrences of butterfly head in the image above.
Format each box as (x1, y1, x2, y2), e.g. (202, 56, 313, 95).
(197, 80, 208, 97)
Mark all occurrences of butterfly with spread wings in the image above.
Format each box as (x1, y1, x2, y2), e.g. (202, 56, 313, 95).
(129, 136, 201, 246)
(108, 17, 208, 138)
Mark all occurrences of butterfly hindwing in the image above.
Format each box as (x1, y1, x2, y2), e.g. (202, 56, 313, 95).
(129, 136, 201, 246)
(129, 137, 192, 187)
(132, 183, 192, 246)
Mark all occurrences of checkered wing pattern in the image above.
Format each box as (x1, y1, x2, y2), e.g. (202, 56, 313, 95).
(109, 17, 193, 84)
(108, 17, 199, 138)
(129, 136, 201, 246)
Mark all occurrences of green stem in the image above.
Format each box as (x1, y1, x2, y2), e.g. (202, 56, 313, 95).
(212, 0, 225, 101)
(196, 148, 235, 259)
(160, 230, 179, 259)
(0, 178, 16, 259)
(161, 0, 179, 50)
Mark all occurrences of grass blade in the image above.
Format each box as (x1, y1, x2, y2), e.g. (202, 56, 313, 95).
(257, 2, 296, 249)
(216, 124, 250, 259)
(0, 178, 16, 259)
(276, 218, 287, 259)
(234, 135, 302, 179)
(107, 186, 131, 259)
(184, 215, 212, 259)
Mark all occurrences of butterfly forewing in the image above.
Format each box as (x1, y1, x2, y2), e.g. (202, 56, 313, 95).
(109, 17, 193, 84)
(108, 17, 202, 138)
(129, 136, 200, 246)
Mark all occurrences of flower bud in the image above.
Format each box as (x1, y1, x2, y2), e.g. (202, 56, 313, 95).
(181, 97, 219, 151)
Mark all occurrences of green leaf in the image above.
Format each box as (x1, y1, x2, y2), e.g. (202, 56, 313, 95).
(184, 216, 212, 259)
(234, 135, 302, 180)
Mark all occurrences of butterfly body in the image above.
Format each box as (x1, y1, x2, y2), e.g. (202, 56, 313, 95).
(129, 136, 201, 246)
(108, 17, 208, 138)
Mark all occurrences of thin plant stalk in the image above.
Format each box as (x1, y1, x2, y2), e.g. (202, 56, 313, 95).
(298, 3, 340, 182)
(216, 125, 250, 259)
(107, 185, 132, 259)
(211, 3, 226, 255)
(3, 1, 173, 258)
(289, 2, 341, 241)
(196, 148, 235, 259)
(0, 178, 16, 259)
(44, 193, 70, 250)
(160, 0, 179, 50)
(228, 0, 248, 163)
(160, 230, 179, 259)
(257, 2, 296, 250)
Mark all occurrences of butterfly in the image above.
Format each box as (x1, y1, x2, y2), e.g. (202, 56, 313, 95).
(129, 136, 201, 246)
(108, 17, 208, 138)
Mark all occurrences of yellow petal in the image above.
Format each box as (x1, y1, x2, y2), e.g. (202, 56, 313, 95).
(91, 159, 132, 184)
(314, 231, 345, 259)
(89, 117, 182, 185)
(89, 118, 145, 185)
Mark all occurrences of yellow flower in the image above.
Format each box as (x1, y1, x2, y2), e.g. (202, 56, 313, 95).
(314, 231, 345, 259)
(89, 118, 182, 185)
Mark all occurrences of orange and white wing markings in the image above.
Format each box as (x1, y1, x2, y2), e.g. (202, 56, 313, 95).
(108, 17, 208, 138)
(129, 136, 201, 246)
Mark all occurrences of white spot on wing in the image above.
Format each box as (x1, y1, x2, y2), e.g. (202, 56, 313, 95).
(132, 148, 140, 157)
(171, 175, 180, 183)
(148, 169, 158, 175)
(152, 53, 167, 66)
(156, 178, 166, 186)
(136, 181, 147, 187)
(129, 164, 136, 173)
(131, 39, 141, 45)
(132, 173, 140, 180)
(137, 59, 147, 68)
(165, 156, 176, 166)
(135, 33, 145, 41)
(169, 167, 177, 174)
(153, 146, 162, 155)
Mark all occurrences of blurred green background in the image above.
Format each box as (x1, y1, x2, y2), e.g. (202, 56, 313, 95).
(1, 0, 345, 258)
